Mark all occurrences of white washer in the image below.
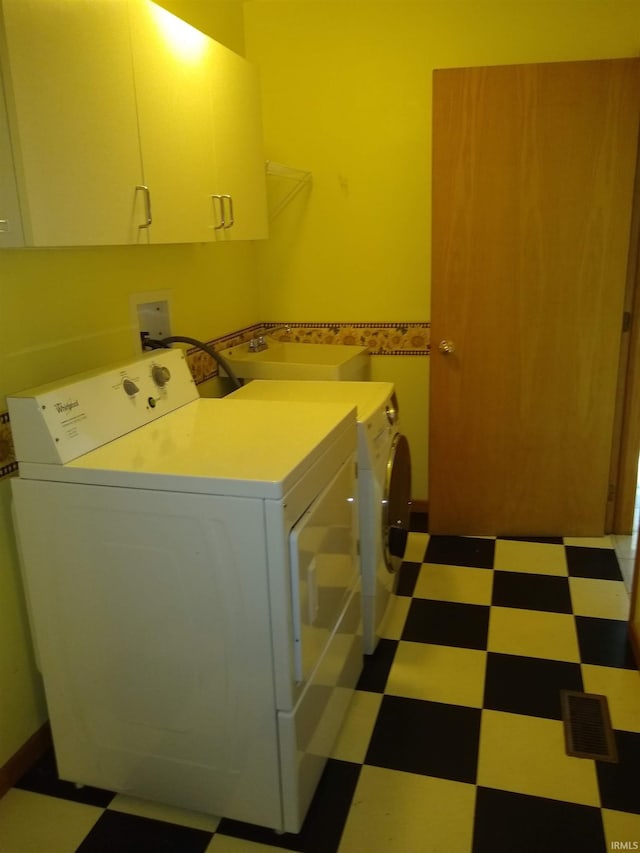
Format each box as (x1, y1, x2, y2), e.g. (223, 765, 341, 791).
(8, 350, 362, 834)
(228, 380, 412, 654)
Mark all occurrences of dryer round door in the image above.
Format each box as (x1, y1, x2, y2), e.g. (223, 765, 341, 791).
(383, 432, 412, 573)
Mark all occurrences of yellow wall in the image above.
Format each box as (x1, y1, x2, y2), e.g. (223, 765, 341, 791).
(247, 0, 640, 319)
(2, 0, 640, 769)
(244, 0, 640, 501)
(157, 0, 245, 54)
(1, 242, 259, 404)
(0, 2, 254, 769)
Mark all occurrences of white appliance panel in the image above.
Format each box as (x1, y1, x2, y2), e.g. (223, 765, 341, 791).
(227, 380, 393, 422)
(289, 459, 359, 684)
(9, 357, 364, 832)
(16, 399, 356, 501)
(227, 379, 406, 654)
(8, 350, 196, 464)
(228, 380, 394, 470)
(11, 478, 282, 827)
(278, 587, 362, 833)
(359, 466, 397, 642)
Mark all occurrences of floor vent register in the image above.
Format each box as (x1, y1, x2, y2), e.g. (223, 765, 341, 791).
(560, 690, 618, 763)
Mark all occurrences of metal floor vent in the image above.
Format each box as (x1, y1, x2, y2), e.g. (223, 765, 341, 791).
(560, 690, 618, 763)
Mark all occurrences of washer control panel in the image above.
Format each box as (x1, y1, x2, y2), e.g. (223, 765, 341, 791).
(8, 350, 198, 465)
(362, 398, 396, 471)
(385, 391, 399, 425)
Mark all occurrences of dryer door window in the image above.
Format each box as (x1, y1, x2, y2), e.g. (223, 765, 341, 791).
(383, 433, 412, 573)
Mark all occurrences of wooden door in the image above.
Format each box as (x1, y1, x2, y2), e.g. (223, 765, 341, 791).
(430, 59, 640, 536)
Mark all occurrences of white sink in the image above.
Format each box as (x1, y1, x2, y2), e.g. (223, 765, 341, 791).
(222, 339, 370, 381)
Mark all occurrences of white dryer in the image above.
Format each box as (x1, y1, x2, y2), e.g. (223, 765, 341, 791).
(8, 350, 362, 834)
(228, 380, 412, 654)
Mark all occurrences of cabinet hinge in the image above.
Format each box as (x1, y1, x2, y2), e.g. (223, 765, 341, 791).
(623, 311, 632, 333)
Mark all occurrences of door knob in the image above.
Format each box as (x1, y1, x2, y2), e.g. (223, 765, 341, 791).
(438, 339, 455, 355)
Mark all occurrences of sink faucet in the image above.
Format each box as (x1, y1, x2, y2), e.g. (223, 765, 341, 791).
(248, 335, 268, 352)
(247, 325, 291, 352)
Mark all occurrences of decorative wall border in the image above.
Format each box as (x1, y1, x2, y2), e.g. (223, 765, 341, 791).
(0, 411, 17, 479)
(0, 321, 430, 479)
(184, 322, 264, 386)
(187, 321, 431, 384)
(264, 322, 430, 355)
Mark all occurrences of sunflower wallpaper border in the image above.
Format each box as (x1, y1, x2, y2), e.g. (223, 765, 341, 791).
(0, 321, 430, 479)
(187, 321, 430, 383)
(266, 322, 430, 353)
(0, 411, 17, 478)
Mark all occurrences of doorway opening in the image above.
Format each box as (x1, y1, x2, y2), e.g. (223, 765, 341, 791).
(614, 455, 640, 592)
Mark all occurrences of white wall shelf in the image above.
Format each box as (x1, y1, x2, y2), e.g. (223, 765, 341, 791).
(265, 161, 312, 219)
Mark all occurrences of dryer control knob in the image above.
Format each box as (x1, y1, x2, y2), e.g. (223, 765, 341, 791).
(123, 378, 139, 397)
(152, 365, 171, 387)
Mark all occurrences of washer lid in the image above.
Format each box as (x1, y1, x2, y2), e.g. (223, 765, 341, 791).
(228, 380, 395, 423)
(17, 398, 357, 499)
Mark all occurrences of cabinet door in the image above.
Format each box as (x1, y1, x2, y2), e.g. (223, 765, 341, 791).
(209, 43, 268, 242)
(0, 0, 144, 246)
(128, 0, 217, 244)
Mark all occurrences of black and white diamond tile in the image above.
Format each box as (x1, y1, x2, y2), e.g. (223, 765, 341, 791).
(2, 517, 639, 853)
(483, 652, 584, 719)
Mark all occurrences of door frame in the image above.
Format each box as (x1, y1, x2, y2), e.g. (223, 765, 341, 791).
(630, 538, 640, 668)
(609, 137, 640, 534)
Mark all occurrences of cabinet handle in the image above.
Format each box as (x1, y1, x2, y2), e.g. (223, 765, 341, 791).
(222, 194, 234, 229)
(211, 194, 225, 230)
(136, 185, 152, 228)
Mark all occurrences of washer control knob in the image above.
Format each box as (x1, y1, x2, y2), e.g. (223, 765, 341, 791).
(123, 378, 139, 397)
(152, 365, 171, 387)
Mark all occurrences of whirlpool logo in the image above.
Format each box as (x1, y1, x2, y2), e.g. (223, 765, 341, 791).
(54, 399, 80, 414)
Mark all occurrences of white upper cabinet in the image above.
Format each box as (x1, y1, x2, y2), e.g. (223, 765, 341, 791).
(209, 41, 268, 242)
(129, 1, 268, 244)
(128, 1, 216, 245)
(0, 0, 267, 247)
(0, 0, 144, 246)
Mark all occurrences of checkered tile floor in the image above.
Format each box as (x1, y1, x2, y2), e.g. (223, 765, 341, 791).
(2, 514, 640, 852)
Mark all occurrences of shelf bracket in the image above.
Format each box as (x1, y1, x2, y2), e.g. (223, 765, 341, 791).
(265, 161, 312, 220)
